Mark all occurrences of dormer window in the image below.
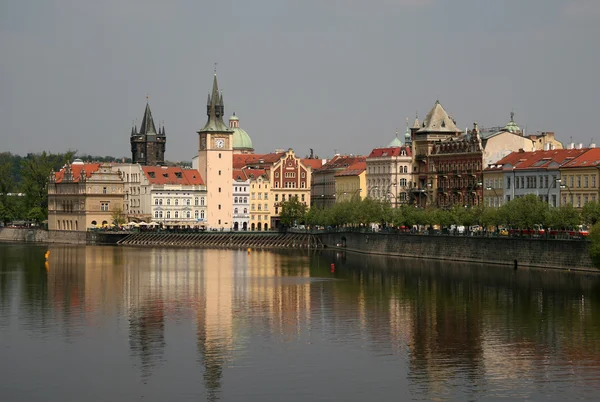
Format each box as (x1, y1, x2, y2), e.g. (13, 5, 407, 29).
(148, 172, 155, 178)
(175, 172, 182, 179)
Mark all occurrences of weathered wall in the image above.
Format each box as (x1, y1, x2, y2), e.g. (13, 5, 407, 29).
(319, 232, 595, 270)
(0, 228, 49, 243)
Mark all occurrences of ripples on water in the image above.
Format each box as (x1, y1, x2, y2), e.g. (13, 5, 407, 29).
(1, 243, 600, 401)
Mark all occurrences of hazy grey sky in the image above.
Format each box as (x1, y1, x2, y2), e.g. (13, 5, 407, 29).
(2, 0, 599, 161)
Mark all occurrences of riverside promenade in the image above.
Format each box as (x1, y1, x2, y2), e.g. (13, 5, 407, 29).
(1, 227, 596, 271)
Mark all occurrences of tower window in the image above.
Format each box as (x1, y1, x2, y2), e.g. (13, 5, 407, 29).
(219, 170, 221, 175)
(219, 153, 222, 159)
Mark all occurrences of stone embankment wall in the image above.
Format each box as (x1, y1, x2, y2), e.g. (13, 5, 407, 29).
(318, 232, 595, 270)
(0, 228, 87, 244)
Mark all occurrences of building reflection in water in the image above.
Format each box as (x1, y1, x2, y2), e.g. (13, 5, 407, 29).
(19, 244, 600, 400)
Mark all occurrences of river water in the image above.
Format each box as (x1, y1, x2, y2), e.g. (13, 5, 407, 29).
(1, 244, 600, 401)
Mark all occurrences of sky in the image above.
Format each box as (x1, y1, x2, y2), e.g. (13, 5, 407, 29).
(1, 0, 599, 161)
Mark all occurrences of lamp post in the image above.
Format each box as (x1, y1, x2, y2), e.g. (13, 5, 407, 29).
(386, 182, 397, 206)
(546, 177, 561, 207)
(485, 186, 499, 208)
(560, 183, 574, 206)
(467, 181, 483, 207)
(368, 185, 379, 198)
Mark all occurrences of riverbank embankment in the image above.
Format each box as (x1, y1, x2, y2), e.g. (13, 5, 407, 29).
(320, 231, 596, 271)
(1, 227, 596, 271)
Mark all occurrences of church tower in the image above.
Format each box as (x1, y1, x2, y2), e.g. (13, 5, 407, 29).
(197, 73, 234, 230)
(130, 101, 166, 166)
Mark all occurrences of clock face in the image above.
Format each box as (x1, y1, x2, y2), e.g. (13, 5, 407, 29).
(215, 139, 225, 149)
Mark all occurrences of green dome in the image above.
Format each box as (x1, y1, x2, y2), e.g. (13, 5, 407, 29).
(504, 112, 521, 134)
(232, 127, 253, 150)
(229, 114, 239, 121)
(388, 136, 402, 148)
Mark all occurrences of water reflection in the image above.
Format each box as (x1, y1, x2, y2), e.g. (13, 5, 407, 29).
(1, 244, 600, 401)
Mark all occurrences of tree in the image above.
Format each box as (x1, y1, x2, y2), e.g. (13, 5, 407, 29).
(20, 152, 54, 213)
(279, 196, 307, 227)
(582, 201, 600, 225)
(588, 222, 600, 268)
(26, 206, 46, 225)
(111, 207, 127, 227)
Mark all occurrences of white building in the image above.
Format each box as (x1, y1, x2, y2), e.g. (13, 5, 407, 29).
(232, 169, 250, 231)
(141, 166, 207, 227)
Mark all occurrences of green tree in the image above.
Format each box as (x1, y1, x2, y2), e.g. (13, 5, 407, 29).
(279, 196, 307, 227)
(546, 204, 581, 229)
(26, 206, 46, 225)
(582, 201, 600, 225)
(20, 152, 54, 213)
(588, 222, 600, 268)
(111, 206, 127, 227)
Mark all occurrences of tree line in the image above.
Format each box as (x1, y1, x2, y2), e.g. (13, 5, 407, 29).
(280, 193, 600, 231)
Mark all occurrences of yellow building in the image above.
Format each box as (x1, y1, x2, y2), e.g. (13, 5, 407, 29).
(234, 149, 317, 230)
(48, 160, 125, 231)
(559, 148, 600, 209)
(334, 160, 366, 202)
(482, 166, 505, 208)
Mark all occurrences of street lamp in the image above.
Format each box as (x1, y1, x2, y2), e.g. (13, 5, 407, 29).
(546, 177, 561, 207)
(486, 186, 499, 208)
(560, 183, 574, 206)
(467, 181, 483, 207)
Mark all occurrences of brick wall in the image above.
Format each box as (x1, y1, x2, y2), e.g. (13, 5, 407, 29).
(318, 232, 595, 270)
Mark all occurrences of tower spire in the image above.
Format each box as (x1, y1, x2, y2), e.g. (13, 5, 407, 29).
(199, 70, 231, 132)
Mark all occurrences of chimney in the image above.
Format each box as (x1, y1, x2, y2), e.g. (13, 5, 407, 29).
(591, 143, 596, 149)
(518, 148, 524, 153)
(577, 143, 583, 149)
(543, 143, 550, 151)
(568, 143, 575, 149)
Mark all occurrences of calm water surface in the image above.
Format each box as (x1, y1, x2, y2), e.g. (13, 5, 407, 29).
(1, 244, 600, 401)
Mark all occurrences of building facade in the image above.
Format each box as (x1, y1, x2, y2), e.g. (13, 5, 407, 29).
(311, 155, 365, 209)
(335, 161, 366, 203)
(559, 148, 600, 209)
(130, 102, 166, 166)
(232, 169, 250, 231)
(366, 145, 412, 207)
(142, 166, 207, 227)
(48, 161, 125, 231)
(197, 74, 234, 230)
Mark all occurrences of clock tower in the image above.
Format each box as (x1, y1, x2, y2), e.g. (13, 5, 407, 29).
(197, 73, 234, 229)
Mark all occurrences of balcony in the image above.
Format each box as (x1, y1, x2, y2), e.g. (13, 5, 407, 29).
(415, 154, 427, 161)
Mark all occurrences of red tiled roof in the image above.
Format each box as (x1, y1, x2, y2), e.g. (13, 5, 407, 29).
(142, 166, 204, 185)
(317, 155, 366, 171)
(233, 168, 247, 181)
(562, 148, 600, 168)
(301, 159, 324, 170)
(54, 163, 100, 183)
(233, 154, 261, 169)
(241, 167, 269, 180)
(513, 149, 588, 170)
(335, 161, 366, 177)
(368, 147, 412, 158)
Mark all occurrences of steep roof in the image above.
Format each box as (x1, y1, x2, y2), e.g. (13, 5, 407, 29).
(142, 166, 205, 185)
(233, 168, 248, 181)
(417, 100, 461, 134)
(301, 159, 324, 170)
(367, 146, 412, 158)
(334, 161, 366, 177)
(198, 74, 232, 133)
(139, 103, 157, 135)
(233, 154, 259, 169)
(54, 163, 100, 183)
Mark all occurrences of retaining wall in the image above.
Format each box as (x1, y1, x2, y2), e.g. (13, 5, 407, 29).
(318, 232, 596, 270)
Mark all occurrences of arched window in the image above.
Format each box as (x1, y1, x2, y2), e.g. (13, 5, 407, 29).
(195, 210, 199, 219)
(186, 211, 191, 218)
(167, 211, 171, 218)
(195, 197, 199, 206)
(175, 211, 179, 218)
(167, 199, 171, 205)
(201, 211, 205, 219)
(234, 197, 238, 203)
(201, 198, 205, 206)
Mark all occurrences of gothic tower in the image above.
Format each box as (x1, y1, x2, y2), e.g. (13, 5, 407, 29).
(130, 102, 166, 166)
(197, 73, 234, 229)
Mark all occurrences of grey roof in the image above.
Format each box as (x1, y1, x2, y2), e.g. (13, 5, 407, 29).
(417, 100, 462, 134)
(198, 74, 232, 133)
(139, 103, 157, 135)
